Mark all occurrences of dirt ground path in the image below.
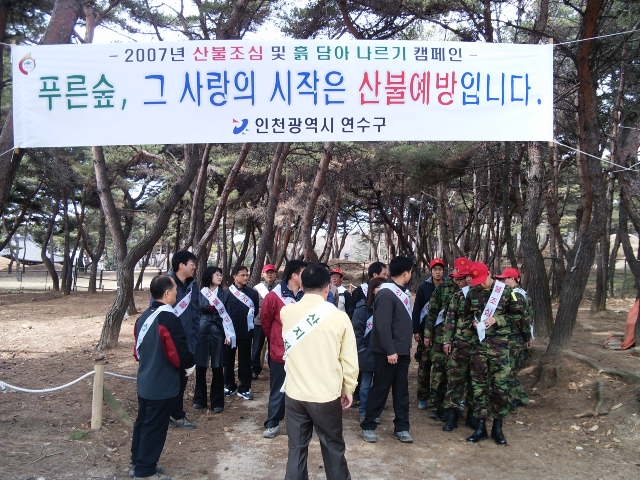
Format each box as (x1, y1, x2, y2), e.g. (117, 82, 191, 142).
(1, 292, 639, 480)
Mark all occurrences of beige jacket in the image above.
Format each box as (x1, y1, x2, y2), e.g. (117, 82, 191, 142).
(281, 293, 359, 403)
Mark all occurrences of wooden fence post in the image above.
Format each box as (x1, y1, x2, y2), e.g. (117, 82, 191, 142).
(91, 358, 105, 430)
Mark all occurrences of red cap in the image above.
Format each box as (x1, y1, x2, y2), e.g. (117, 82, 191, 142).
(469, 262, 490, 287)
(495, 267, 521, 280)
(454, 257, 471, 271)
(429, 258, 445, 269)
(452, 262, 473, 278)
(330, 268, 345, 277)
(262, 264, 276, 273)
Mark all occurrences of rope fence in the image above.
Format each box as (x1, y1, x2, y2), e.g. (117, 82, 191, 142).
(0, 361, 136, 430)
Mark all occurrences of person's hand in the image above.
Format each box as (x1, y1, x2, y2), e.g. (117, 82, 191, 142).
(387, 353, 398, 364)
(341, 394, 353, 410)
(423, 337, 432, 348)
(225, 337, 231, 345)
(526, 339, 534, 349)
(185, 365, 196, 377)
(414, 333, 422, 343)
(443, 343, 452, 355)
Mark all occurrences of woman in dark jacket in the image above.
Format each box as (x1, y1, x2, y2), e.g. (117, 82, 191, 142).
(352, 276, 386, 421)
(193, 266, 229, 413)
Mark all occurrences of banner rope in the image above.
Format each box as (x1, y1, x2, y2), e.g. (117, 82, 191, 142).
(0, 370, 136, 394)
(553, 140, 636, 172)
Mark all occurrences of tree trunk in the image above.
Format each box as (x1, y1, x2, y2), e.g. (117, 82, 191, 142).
(591, 174, 614, 311)
(548, 0, 606, 354)
(302, 142, 333, 262)
(187, 144, 211, 248)
(0, 0, 84, 216)
(41, 201, 60, 292)
(521, 142, 553, 337)
(250, 143, 290, 285)
(95, 144, 200, 349)
(194, 143, 252, 260)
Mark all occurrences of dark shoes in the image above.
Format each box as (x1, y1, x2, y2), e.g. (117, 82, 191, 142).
(442, 408, 458, 432)
(466, 418, 488, 443)
(393, 431, 414, 443)
(212, 407, 224, 414)
(192, 402, 205, 410)
(429, 408, 445, 421)
(491, 418, 508, 445)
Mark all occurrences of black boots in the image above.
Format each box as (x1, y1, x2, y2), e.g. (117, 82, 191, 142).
(429, 407, 445, 421)
(491, 418, 508, 445)
(466, 418, 488, 442)
(465, 413, 478, 430)
(442, 408, 458, 431)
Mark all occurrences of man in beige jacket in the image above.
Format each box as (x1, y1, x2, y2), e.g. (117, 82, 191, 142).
(281, 263, 359, 480)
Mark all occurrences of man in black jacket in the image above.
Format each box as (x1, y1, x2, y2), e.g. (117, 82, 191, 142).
(224, 265, 260, 400)
(361, 256, 414, 444)
(131, 275, 195, 480)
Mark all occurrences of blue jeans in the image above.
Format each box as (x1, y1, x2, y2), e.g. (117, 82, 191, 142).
(358, 371, 374, 417)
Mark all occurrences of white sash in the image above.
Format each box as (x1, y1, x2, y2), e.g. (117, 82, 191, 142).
(364, 315, 374, 337)
(136, 304, 174, 357)
(361, 283, 368, 298)
(254, 282, 269, 299)
(419, 301, 430, 323)
(173, 289, 192, 317)
(272, 283, 297, 306)
(201, 287, 236, 348)
(229, 285, 255, 330)
(281, 301, 335, 392)
(380, 282, 412, 319)
(462, 286, 470, 298)
(476, 280, 506, 342)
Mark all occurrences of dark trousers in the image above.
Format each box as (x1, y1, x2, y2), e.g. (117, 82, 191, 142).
(194, 366, 224, 409)
(285, 395, 351, 480)
(251, 326, 267, 375)
(131, 396, 174, 477)
(170, 371, 188, 420)
(224, 337, 252, 393)
(361, 353, 410, 432)
(264, 358, 286, 428)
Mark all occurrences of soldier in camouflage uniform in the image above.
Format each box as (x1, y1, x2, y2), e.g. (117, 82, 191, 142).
(465, 262, 526, 445)
(495, 267, 533, 408)
(423, 257, 469, 420)
(412, 258, 445, 410)
(441, 264, 475, 432)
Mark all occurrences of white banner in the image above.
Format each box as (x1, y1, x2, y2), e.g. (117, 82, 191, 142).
(12, 40, 553, 147)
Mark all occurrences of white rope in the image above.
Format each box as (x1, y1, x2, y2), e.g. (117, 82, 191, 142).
(105, 371, 137, 381)
(0, 371, 96, 393)
(554, 28, 640, 46)
(0, 147, 15, 158)
(0, 370, 137, 393)
(553, 140, 635, 172)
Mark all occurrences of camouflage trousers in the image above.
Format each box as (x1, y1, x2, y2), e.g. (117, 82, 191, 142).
(508, 337, 529, 407)
(428, 343, 447, 409)
(470, 336, 514, 419)
(416, 341, 431, 401)
(444, 339, 474, 411)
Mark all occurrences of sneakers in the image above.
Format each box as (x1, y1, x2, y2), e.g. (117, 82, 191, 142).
(169, 416, 197, 429)
(237, 390, 254, 400)
(224, 386, 237, 397)
(192, 402, 205, 410)
(362, 429, 378, 443)
(417, 400, 428, 410)
(212, 407, 224, 414)
(263, 425, 281, 439)
(129, 465, 165, 477)
(133, 474, 172, 480)
(393, 431, 414, 443)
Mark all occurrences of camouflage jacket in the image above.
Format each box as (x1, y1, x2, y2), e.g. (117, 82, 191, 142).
(424, 280, 460, 343)
(443, 287, 477, 345)
(510, 287, 533, 342)
(464, 281, 526, 339)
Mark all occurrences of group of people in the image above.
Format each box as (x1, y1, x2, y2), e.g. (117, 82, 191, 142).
(130, 251, 533, 480)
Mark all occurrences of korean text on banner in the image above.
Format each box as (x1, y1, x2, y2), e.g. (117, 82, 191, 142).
(12, 40, 553, 147)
